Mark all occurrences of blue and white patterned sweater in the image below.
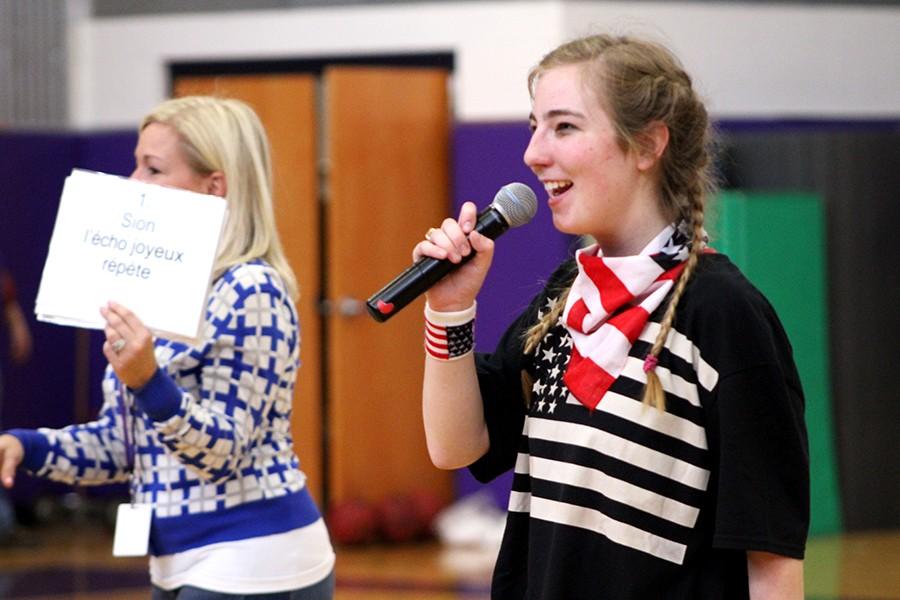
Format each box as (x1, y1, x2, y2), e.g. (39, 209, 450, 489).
(11, 260, 321, 556)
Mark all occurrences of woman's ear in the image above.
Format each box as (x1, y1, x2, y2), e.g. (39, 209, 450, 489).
(636, 121, 670, 171)
(205, 171, 227, 197)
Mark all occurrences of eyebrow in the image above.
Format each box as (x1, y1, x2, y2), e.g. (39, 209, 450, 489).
(529, 108, 587, 121)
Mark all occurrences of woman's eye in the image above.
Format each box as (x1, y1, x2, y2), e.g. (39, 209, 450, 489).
(555, 122, 576, 133)
(147, 166, 161, 175)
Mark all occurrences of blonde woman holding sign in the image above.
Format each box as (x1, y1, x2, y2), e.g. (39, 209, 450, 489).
(0, 97, 335, 599)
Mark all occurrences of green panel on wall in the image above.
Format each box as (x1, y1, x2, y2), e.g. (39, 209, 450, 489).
(708, 191, 842, 536)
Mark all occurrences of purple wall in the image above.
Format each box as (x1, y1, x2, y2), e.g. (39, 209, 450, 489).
(0, 130, 136, 503)
(452, 122, 576, 506)
(452, 122, 576, 347)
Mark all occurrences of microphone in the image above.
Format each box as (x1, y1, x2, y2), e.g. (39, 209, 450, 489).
(366, 182, 538, 323)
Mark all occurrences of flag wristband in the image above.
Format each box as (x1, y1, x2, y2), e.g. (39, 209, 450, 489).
(424, 302, 476, 361)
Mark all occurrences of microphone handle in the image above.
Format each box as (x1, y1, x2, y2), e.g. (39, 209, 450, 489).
(365, 207, 508, 322)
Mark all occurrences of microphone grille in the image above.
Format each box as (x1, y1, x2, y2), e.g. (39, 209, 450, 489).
(492, 182, 538, 228)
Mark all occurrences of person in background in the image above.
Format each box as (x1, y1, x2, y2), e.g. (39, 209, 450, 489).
(0, 255, 33, 544)
(414, 34, 808, 599)
(0, 97, 335, 599)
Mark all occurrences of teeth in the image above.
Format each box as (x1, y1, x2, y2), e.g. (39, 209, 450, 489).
(543, 180, 572, 194)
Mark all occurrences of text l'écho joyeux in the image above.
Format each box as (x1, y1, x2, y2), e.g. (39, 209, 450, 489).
(82, 210, 185, 280)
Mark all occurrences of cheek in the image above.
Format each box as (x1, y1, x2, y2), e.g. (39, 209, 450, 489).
(588, 145, 633, 186)
(591, 142, 621, 166)
(572, 141, 612, 176)
(169, 169, 209, 194)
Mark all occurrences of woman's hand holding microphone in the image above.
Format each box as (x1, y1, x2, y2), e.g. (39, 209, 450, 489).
(413, 202, 495, 312)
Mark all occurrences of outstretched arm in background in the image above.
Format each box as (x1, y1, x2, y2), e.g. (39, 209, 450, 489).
(1, 269, 32, 364)
(3, 300, 32, 365)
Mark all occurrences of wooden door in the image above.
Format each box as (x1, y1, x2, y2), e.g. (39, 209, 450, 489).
(171, 75, 324, 504)
(324, 67, 452, 505)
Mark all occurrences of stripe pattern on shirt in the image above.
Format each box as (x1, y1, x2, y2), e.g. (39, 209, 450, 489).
(513, 295, 716, 565)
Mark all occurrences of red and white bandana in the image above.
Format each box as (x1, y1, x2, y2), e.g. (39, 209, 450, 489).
(562, 224, 698, 410)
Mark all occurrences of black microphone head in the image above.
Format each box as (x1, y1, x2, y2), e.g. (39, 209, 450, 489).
(492, 182, 537, 228)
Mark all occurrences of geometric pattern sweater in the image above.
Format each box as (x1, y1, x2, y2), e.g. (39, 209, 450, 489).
(10, 260, 321, 556)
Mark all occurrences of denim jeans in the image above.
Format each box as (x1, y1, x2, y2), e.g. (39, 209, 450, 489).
(0, 489, 15, 538)
(0, 372, 15, 539)
(151, 570, 334, 600)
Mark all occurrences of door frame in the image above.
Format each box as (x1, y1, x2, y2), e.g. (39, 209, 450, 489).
(168, 52, 454, 510)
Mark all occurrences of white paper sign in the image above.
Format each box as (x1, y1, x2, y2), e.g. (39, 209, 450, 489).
(35, 169, 227, 341)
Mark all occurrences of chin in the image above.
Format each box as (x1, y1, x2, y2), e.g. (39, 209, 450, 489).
(550, 213, 581, 237)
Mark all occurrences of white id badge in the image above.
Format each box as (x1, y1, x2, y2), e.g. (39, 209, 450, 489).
(112, 503, 152, 557)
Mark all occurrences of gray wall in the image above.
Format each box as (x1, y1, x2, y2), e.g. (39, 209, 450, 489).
(91, 0, 900, 16)
(0, 1, 67, 128)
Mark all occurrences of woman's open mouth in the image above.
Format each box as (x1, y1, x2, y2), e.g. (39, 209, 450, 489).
(544, 180, 573, 197)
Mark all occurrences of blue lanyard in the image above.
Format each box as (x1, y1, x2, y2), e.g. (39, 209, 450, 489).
(116, 379, 136, 472)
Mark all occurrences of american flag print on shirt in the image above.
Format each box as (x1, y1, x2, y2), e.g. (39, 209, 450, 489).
(515, 294, 715, 565)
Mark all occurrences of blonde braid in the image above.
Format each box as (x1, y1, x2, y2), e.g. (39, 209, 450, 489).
(641, 197, 706, 410)
(523, 285, 571, 355)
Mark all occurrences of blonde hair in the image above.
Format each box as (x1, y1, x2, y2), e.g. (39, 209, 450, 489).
(140, 96, 298, 299)
(523, 34, 716, 410)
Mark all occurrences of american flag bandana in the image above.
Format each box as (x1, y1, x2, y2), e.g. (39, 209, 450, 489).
(562, 223, 697, 410)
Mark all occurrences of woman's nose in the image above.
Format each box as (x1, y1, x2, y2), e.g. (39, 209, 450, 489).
(523, 132, 548, 172)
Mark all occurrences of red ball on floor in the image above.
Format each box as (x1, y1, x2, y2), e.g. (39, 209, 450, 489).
(377, 494, 423, 544)
(408, 489, 447, 537)
(326, 498, 379, 545)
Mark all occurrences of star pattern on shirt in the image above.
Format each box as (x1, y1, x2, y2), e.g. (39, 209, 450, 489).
(530, 296, 572, 417)
(545, 295, 560, 314)
(536, 296, 563, 323)
(542, 346, 557, 364)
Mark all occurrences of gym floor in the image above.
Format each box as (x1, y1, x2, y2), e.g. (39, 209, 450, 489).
(0, 517, 898, 599)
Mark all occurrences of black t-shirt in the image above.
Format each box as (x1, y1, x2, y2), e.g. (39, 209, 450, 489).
(470, 253, 809, 599)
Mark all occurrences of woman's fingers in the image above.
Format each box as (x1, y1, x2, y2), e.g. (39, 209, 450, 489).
(100, 304, 129, 349)
(414, 237, 448, 262)
(413, 201, 482, 262)
(432, 219, 469, 262)
(414, 213, 470, 262)
(99, 302, 158, 389)
(102, 301, 142, 338)
(468, 229, 494, 254)
(413, 201, 494, 310)
(458, 201, 478, 234)
(107, 301, 144, 332)
(0, 435, 24, 488)
(102, 302, 153, 349)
